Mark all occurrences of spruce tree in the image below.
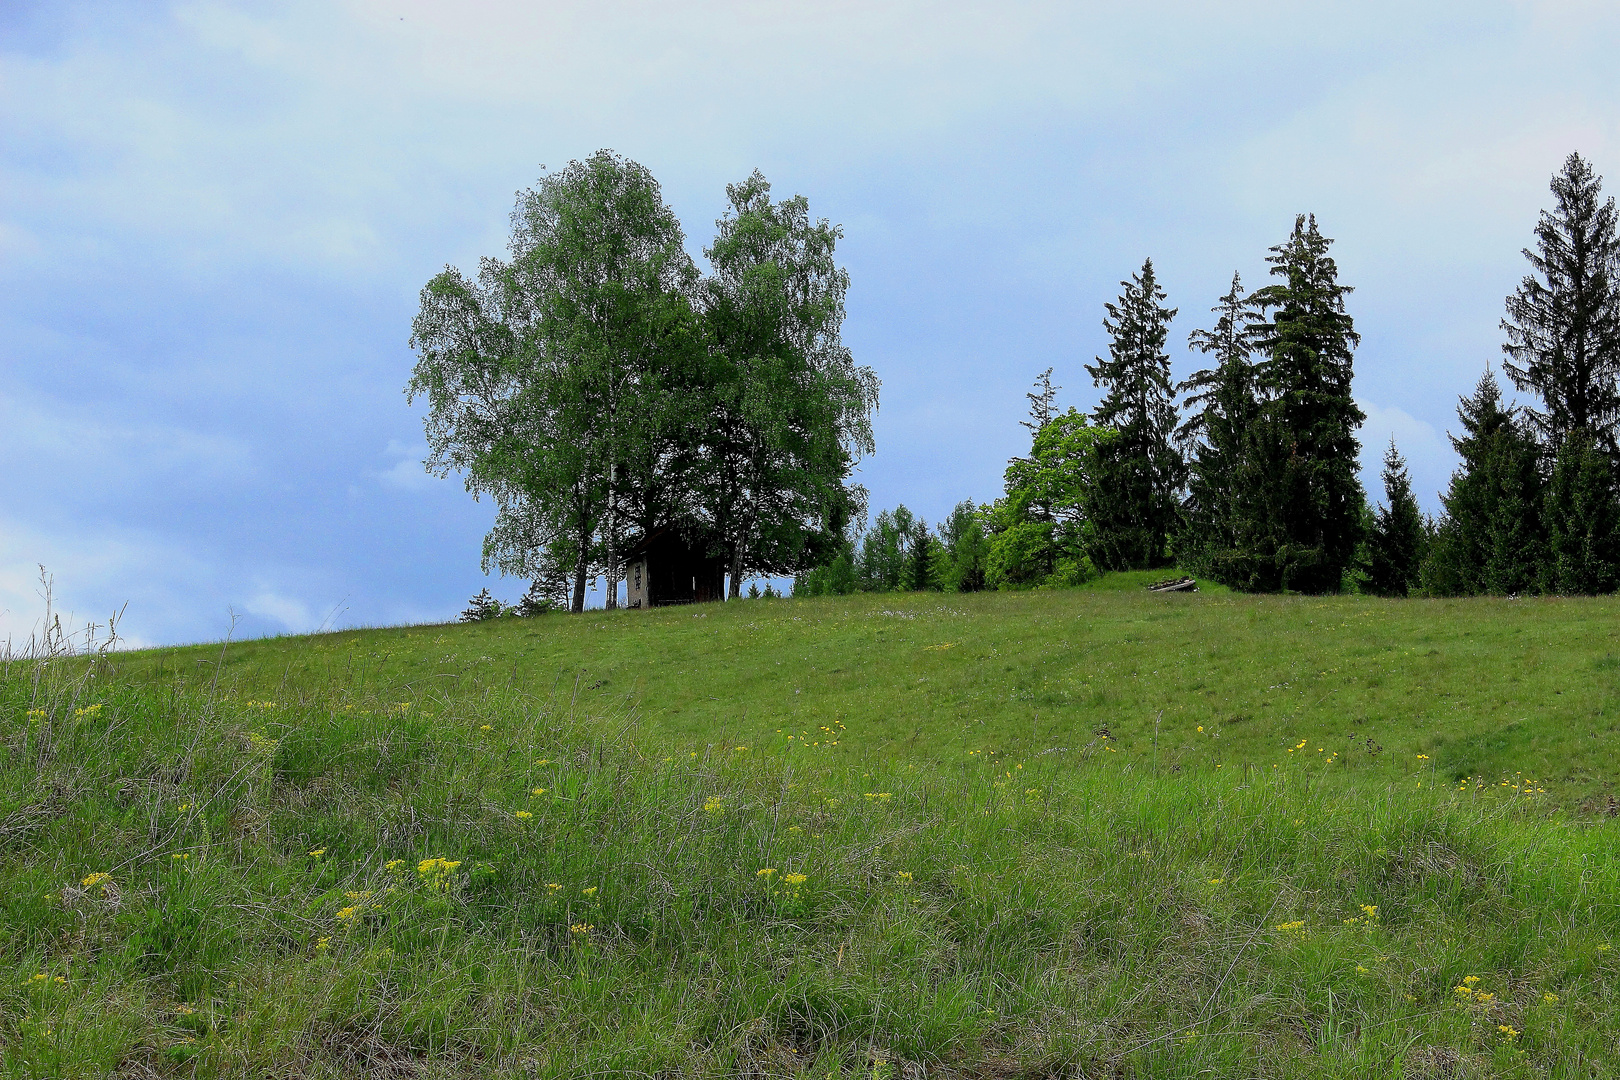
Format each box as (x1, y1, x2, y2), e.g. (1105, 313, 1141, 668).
(906, 517, 936, 591)
(1544, 431, 1620, 594)
(1502, 152, 1620, 452)
(1085, 258, 1183, 570)
(1242, 215, 1367, 593)
(1421, 370, 1546, 596)
(1366, 440, 1426, 596)
(1177, 272, 1260, 579)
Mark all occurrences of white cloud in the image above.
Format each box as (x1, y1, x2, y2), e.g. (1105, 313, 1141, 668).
(242, 587, 315, 634)
(373, 440, 440, 492)
(1357, 398, 1455, 514)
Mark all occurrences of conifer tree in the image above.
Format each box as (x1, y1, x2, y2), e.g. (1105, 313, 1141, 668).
(1177, 272, 1260, 578)
(1085, 258, 1183, 569)
(1422, 370, 1545, 596)
(1502, 152, 1620, 452)
(1241, 215, 1367, 593)
(906, 517, 937, 590)
(1366, 440, 1427, 596)
(1544, 431, 1620, 594)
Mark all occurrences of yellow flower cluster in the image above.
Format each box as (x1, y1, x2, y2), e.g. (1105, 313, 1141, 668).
(73, 704, 103, 718)
(862, 792, 892, 802)
(780, 720, 846, 748)
(418, 857, 462, 891)
(569, 922, 594, 935)
(26, 973, 67, 986)
(702, 796, 724, 814)
(26, 709, 46, 721)
(81, 872, 110, 889)
(1272, 920, 1307, 940)
(514, 810, 533, 820)
(1453, 975, 1495, 1004)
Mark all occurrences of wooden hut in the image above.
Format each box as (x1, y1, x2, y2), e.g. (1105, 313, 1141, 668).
(623, 527, 726, 608)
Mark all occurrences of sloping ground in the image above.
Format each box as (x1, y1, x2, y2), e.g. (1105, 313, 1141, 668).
(3, 587, 1618, 1077)
(118, 584, 1620, 807)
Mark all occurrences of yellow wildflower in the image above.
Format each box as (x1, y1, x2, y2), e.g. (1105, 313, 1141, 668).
(1543, 992, 1559, 1004)
(783, 872, 807, 886)
(81, 872, 110, 889)
(514, 810, 533, 820)
(315, 937, 331, 951)
(336, 906, 359, 924)
(757, 868, 777, 878)
(308, 848, 327, 858)
(531, 788, 547, 796)
(569, 922, 594, 935)
(582, 886, 597, 896)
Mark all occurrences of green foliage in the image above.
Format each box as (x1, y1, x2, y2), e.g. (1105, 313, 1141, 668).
(1235, 215, 1368, 593)
(990, 406, 1110, 588)
(932, 500, 992, 592)
(1502, 151, 1620, 450)
(11, 591, 1620, 1076)
(408, 150, 701, 613)
(697, 171, 879, 593)
(1085, 259, 1184, 569)
(794, 544, 858, 596)
(459, 588, 506, 622)
(1544, 429, 1620, 594)
(985, 520, 1056, 589)
(856, 506, 917, 592)
(1423, 370, 1547, 596)
(1366, 441, 1429, 597)
(1178, 272, 1262, 579)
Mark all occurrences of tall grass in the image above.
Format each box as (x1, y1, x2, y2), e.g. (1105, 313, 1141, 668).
(4, 642, 1618, 1078)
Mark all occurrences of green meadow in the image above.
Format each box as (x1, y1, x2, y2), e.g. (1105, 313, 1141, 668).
(5, 581, 1620, 1077)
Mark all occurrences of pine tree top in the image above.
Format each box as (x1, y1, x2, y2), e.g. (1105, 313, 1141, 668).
(1501, 151, 1620, 449)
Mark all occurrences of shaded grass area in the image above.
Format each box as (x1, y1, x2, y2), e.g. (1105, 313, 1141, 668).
(4, 635, 1620, 1078)
(115, 584, 1620, 809)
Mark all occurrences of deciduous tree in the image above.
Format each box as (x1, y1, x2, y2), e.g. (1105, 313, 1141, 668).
(698, 172, 879, 596)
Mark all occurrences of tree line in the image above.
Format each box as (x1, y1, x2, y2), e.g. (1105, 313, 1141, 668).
(799, 152, 1620, 599)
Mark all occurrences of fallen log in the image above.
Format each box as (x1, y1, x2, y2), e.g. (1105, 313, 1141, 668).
(1146, 576, 1198, 593)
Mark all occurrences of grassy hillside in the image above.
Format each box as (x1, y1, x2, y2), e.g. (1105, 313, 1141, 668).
(118, 578, 1620, 806)
(4, 584, 1620, 1077)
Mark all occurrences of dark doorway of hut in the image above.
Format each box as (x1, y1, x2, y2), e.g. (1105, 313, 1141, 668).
(623, 527, 727, 608)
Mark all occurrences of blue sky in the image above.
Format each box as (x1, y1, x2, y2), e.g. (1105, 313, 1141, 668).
(3, 1, 1618, 646)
